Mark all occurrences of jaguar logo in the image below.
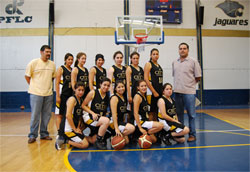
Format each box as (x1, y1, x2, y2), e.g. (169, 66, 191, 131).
(213, 0, 248, 26)
(216, 0, 244, 18)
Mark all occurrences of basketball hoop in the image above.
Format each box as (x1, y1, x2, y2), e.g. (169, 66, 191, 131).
(134, 33, 148, 44)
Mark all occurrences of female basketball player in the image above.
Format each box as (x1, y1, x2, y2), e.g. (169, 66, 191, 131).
(110, 81, 135, 144)
(108, 51, 126, 99)
(81, 78, 111, 150)
(126, 51, 144, 104)
(55, 53, 74, 134)
(133, 80, 163, 143)
(71, 52, 90, 99)
(89, 54, 106, 90)
(144, 48, 163, 121)
(157, 83, 189, 144)
(126, 52, 144, 124)
(62, 82, 89, 149)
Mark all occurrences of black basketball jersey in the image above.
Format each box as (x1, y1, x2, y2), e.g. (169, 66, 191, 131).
(112, 65, 126, 85)
(158, 96, 177, 119)
(130, 65, 144, 98)
(72, 95, 84, 127)
(90, 89, 110, 117)
(94, 66, 106, 89)
(137, 92, 149, 121)
(61, 65, 73, 96)
(149, 60, 163, 94)
(110, 94, 127, 123)
(76, 66, 89, 88)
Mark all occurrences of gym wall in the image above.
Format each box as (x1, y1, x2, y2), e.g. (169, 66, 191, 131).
(0, 0, 249, 109)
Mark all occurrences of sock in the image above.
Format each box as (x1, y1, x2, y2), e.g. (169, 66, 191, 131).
(97, 135, 103, 141)
(64, 139, 69, 144)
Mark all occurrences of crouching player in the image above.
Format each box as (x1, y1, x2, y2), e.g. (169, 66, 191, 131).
(55, 81, 89, 150)
(110, 81, 135, 144)
(81, 78, 111, 150)
(133, 80, 163, 143)
(157, 83, 189, 144)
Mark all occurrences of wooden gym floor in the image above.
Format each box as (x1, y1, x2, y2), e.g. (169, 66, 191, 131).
(0, 108, 249, 171)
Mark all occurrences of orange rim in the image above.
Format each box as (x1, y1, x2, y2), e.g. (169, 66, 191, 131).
(134, 33, 148, 44)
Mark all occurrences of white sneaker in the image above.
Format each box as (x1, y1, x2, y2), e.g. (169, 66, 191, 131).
(55, 137, 64, 150)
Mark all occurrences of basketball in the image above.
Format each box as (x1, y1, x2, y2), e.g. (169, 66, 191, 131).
(111, 136, 126, 150)
(20, 105, 25, 110)
(138, 134, 152, 149)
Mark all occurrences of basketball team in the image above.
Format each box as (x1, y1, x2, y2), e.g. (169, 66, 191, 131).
(25, 43, 202, 150)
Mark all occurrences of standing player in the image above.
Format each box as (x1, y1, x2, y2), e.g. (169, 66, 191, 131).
(56, 82, 89, 150)
(126, 51, 144, 104)
(81, 78, 111, 150)
(126, 51, 144, 124)
(133, 80, 163, 143)
(55, 53, 74, 138)
(157, 83, 190, 144)
(71, 52, 90, 99)
(108, 51, 127, 99)
(144, 48, 163, 121)
(89, 54, 106, 90)
(110, 81, 135, 144)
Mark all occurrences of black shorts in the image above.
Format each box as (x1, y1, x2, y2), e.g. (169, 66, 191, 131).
(168, 121, 185, 132)
(64, 131, 85, 143)
(58, 94, 71, 116)
(159, 118, 185, 133)
(150, 95, 160, 113)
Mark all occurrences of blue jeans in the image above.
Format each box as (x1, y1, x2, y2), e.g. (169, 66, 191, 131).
(28, 94, 53, 138)
(174, 93, 196, 137)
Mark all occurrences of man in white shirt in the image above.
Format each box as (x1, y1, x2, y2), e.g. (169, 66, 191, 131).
(172, 43, 202, 142)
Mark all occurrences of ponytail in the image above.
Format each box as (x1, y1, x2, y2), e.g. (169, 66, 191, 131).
(74, 52, 86, 67)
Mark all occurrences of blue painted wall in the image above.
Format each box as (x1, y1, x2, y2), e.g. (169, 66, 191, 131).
(203, 89, 249, 106)
(0, 92, 56, 110)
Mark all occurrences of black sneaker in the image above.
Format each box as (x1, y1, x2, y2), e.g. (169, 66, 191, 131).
(162, 135, 172, 146)
(95, 139, 107, 150)
(161, 133, 172, 146)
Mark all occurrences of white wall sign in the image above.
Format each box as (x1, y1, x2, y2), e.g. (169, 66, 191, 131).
(213, 0, 248, 27)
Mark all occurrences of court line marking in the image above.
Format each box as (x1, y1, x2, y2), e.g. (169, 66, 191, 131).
(205, 112, 250, 131)
(197, 129, 250, 137)
(0, 134, 58, 137)
(1, 129, 249, 137)
(65, 113, 249, 170)
(70, 143, 250, 153)
(197, 129, 247, 132)
(64, 147, 77, 172)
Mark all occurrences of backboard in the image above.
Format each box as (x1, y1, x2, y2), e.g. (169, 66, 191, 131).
(115, 16, 164, 45)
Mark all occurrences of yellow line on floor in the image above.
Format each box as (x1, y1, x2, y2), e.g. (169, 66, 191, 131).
(205, 112, 250, 131)
(64, 147, 76, 172)
(70, 143, 250, 153)
(197, 129, 250, 137)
